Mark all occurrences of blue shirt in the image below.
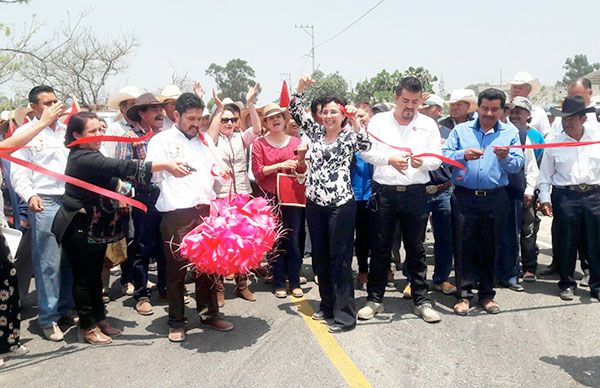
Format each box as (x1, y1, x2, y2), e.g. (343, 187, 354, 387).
(442, 119, 524, 190)
(351, 152, 373, 201)
(526, 127, 545, 163)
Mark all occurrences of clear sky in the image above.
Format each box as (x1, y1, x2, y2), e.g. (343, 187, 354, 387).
(1, 0, 599, 103)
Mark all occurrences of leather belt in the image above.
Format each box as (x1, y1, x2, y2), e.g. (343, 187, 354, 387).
(374, 182, 426, 193)
(425, 181, 452, 195)
(455, 186, 505, 197)
(555, 184, 600, 193)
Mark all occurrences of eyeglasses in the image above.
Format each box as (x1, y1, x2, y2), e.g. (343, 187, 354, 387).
(221, 117, 239, 124)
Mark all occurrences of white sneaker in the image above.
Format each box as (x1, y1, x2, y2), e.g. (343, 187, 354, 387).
(414, 303, 441, 323)
(0, 344, 29, 359)
(42, 323, 64, 341)
(357, 301, 383, 320)
(121, 282, 134, 296)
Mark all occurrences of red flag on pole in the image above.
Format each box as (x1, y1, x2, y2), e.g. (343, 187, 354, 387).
(63, 99, 80, 125)
(279, 80, 290, 108)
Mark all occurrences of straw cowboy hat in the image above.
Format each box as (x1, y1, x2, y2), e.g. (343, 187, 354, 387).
(446, 89, 478, 112)
(550, 96, 596, 118)
(126, 93, 165, 123)
(107, 86, 142, 110)
(260, 102, 291, 125)
(14, 106, 34, 125)
(507, 71, 542, 96)
(157, 84, 182, 102)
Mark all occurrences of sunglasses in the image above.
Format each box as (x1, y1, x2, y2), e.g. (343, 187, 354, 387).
(221, 117, 239, 124)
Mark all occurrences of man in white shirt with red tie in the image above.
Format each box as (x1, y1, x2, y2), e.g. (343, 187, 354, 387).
(145, 92, 233, 342)
(360, 76, 443, 323)
(539, 96, 600, 302)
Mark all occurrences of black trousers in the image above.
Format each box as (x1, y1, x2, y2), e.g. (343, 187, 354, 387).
(520, 200, 541, 273)
(552, 188, 600, 295)
(306, 199, 356, 327)
(368, 183, 429, 305)
(62, 214, 107, 330)
(160, 206, 219, 328)
(354, 200, 373, 274)
(453, 187, 508, 301)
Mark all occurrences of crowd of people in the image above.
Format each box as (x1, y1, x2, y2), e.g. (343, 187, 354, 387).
(0, 69, 599, 365)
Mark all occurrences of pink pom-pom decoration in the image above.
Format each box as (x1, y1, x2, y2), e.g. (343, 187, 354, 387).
(179, 194, 279, 276)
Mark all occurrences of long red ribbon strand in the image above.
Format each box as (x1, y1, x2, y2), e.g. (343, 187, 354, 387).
(494, 140, 600, 150)
(0, 154, 148, 212)
(66, 130, 153, 147)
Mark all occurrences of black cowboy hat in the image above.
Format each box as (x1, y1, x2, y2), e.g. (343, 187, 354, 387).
(126, 93, 165, 122)
(550, 96, 595, 118)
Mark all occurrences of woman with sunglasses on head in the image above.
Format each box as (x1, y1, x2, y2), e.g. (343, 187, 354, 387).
(207, 84, 262, 304)
(289, 74, 371, 333)
(252, 103, 306, 299)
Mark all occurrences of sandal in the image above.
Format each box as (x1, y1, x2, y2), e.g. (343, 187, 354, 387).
(291, 288, 304, 298)
(274, 289, 287, 298)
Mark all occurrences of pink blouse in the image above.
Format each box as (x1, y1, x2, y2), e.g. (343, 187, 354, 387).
(252, 136, 300, 195)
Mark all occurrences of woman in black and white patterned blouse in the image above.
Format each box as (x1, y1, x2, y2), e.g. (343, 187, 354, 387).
(289, 74, 371, 333)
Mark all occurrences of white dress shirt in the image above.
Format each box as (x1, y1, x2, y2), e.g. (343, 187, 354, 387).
(163, 116, 175, 131)
(530, 105, 552, 138)
(361, 111, 442, 185)
(145, 126, 217, 212)
(537, 126, 600, 204)
(103, 118, 134, 158)
(11, 118, 68, 202)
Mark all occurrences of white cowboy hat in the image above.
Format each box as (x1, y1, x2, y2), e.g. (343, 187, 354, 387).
(446, 89, 478, 112)
(107, 86, 141, 110)
(0, 110, 10, 121)
(507, 71, 542, 96)
(424, 94, 444, 108)
(157, 84, 182, 102)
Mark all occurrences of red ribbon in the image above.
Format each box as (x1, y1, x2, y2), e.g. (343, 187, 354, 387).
(0, 154, 148, 212)
(366, 130, 413, 153)
(412, 153, 466, 170)
(338, 103, 356, 120)
(66, 130, 154, 147)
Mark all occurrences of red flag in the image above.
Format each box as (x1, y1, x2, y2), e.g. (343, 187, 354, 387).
(63, 99, 80, 125)
(279, 80, 290, 108)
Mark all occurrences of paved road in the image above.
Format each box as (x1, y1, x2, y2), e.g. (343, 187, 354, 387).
(1, 218, 599, 387)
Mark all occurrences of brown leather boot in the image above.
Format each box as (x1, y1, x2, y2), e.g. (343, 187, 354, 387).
(97, 320, 122, 337)
(235, 274, 256, 302)
(79, 326, 112, 345)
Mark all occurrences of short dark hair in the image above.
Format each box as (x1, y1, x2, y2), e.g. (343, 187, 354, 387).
(310, 97, 323, 117)
(28, 85, 55, 104)
(394, 76, 422, 96)
(321, 94, 349, 127)
(478, 88, 506, 108)
(175, 92, 205, 115)
(65, 112, 99, 146)
(569, 77, 592, 90)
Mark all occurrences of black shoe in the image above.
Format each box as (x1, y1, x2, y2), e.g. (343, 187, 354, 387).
(559, 287, 575, 301)
(311, 311, 332, 321)
(328, 324, 355, 333)
(540, 266, 558, 276)
(502, 282, 524, 292)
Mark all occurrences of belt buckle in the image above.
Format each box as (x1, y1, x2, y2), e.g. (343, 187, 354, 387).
(579, 184, 589, 192)
(474, 190, 487, 197)
(425, 185, 437, 195)
(396, 186, 407, 192)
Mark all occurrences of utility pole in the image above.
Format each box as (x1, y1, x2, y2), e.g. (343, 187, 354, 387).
(295, 24, 315, 74)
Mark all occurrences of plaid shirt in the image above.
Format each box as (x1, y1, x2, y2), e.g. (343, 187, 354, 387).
(115, 125, 150, 161)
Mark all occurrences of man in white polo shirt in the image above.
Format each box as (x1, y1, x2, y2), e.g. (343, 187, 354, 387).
(360, 76, 443, 323)
(145, 92, 233, 342)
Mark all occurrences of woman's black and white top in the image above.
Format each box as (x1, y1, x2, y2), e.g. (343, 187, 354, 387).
(289, 93, 371, 207)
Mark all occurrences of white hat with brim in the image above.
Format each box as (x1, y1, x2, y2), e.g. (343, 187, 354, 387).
(107, 86, 141, 110)
(0, 110, 10, 121)
(158, 84, 182, 103)
(507, 71, 542, 97)
(446, 89, 478, 113)
(424, 94, 444, 108)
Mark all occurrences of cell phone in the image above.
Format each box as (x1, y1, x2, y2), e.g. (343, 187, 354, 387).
(184, 163, 197, 172)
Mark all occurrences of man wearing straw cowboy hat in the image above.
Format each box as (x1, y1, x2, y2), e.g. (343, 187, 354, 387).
(158, 84, 183, 130)
(538, 96, 600, 302)
(439, 89, 477, 130)
(508, 71, 552, 137)
(105, 86, 141, 158)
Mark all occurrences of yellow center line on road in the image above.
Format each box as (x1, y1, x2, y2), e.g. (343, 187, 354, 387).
(291, 295, 372, 388)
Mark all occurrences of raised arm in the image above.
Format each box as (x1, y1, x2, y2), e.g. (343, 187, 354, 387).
(207, 89, 224, 143)
(288, 74, 321, 141)
(1, 102, 63, 151)
(242, 83, 262, 148)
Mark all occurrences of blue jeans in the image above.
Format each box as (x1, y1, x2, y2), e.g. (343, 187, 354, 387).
(131, 204, 165, 300)
(429, 187, 454, 284)
(273, 206, 305, 289)
(29, 195, 74, 327)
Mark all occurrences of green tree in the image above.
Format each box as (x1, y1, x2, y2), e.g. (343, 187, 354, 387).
(562, 54, 600, 85)
(353, 67, 437, 104)
(303, 70, 350, 103)
(206, 58, 257, 104)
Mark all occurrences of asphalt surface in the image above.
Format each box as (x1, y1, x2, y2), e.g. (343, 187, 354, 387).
(1, 217, 599, 388)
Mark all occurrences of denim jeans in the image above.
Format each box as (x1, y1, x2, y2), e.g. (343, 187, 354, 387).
(428, 187, 454, 284)
(29, 195, 73, 327)
(306, 199, 356, 327)
(354, 200, 373, 274)
(131, 204, 165, 300)
(368, 183, 430, 306)
(273, 206, 305, 289)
